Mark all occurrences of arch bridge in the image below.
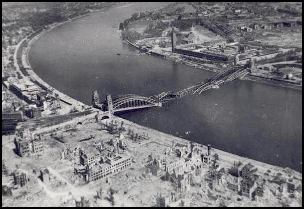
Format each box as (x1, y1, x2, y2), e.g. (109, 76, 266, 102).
(94, 67, 249, 115)
(107, 94, 162, 114)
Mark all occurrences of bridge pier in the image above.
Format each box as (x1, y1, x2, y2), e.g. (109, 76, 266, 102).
(92, 90, 103, 109)
(107, 95, 114, 118)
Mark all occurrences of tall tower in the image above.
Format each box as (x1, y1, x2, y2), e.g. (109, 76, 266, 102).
(171, 27, 176, 52)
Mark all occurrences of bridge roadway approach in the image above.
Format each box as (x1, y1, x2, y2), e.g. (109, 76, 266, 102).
(94, 67, 249, 115)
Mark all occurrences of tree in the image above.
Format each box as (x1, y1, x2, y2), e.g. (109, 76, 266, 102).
(219, 199, 226, 207)
(155, 193, 166, 207)
(119, 22, 124, 30)
(179, 200, 185, 207)
(121, 30, 143, 42)
(108, 187, 115, 206)
(213, 153, 219, 162)
(96, 187, 102, 199)
(162, 170, 170, 181)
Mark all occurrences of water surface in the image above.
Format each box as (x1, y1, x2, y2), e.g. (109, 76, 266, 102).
(29, 2, 302, 172)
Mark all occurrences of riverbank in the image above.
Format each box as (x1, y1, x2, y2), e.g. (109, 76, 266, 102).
(123, 39, 302, 91)
(3, 4, 301, 206)
(3, 108, 302, 206)
(110, 114, 302, 177)
(14, 31, 87, 111)
(23, 12, 300, 175)
(244, 74, 302, 91)
(17, 6, 118, 111)
(17, 3, 139, 112)
(26, 27, 89, 110)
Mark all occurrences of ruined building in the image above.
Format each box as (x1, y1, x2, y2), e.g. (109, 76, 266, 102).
(75, 196, 90, 207)
(14, 129, 44, 157)
(201, 144, 213, 165)
(2, 160, 8, 176)
(13, 170, 27, 187)
(39, 168, 50, 183)
(155, 193, 166, 207)
(226, 162, 261, 199)
(84, 153, 132, 182)
(146, 157, 160, 176)
(75, 140, 132, 182)
(79, 143, 101, 167)
(2, 185, 13, 196)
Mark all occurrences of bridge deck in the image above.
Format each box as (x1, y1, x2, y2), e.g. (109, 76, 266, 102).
(113, 104, 160, 113)
(105, 67, 248, 114)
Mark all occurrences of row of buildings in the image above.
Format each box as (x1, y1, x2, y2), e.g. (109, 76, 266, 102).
(84, 153, 132, 182)
(234, 18, 302, 32)
(146, 142, 214, 177)
(13, 111, 99, 157)
(144, 139, 270, 201)
(4, 77, 61, 111)
(2, 77, 62, 135)
(2, 111, 24, 135)
(170, 26, 300, 78)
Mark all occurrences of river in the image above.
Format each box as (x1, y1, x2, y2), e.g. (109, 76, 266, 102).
(28, 2, 302, 172)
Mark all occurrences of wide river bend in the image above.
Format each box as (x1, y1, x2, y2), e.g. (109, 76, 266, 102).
(29, 3, 302, 172)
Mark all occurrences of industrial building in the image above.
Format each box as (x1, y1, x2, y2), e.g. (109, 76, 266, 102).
(173, 48, 231, 62)
(170, 28, 234, 63)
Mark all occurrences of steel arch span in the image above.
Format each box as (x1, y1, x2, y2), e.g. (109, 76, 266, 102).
(101, 67, 249, 114)
(112, 95, 161, 112)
